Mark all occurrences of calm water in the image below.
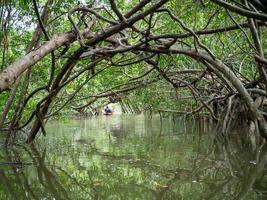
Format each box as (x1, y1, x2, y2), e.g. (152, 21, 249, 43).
(0, 114, 266, 200)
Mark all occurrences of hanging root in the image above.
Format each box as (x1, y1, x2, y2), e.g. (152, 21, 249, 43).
(213, 93, 267, 141)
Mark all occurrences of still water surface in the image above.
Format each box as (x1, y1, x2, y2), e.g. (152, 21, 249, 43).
(0, 114, 266, 199)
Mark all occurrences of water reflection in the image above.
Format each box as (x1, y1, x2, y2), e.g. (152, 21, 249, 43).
(0, 115, 266, 199)
(0, 144, 75, 199)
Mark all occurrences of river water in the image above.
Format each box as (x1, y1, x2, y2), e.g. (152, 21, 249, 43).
(0, 114, 266, 199)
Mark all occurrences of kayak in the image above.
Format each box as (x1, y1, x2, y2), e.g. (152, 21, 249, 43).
(103, 112, 113, 115)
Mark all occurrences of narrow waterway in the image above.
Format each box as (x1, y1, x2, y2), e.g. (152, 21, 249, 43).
(0, 114, 266, 199)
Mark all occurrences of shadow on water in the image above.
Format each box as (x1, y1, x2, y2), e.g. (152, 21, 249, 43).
(0, 115, 267, 199)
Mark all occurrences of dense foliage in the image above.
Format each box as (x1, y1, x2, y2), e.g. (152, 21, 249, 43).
(0, 0, 267, 142)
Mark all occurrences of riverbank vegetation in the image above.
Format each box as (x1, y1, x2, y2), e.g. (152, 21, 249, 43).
(0, 0, 267, 143)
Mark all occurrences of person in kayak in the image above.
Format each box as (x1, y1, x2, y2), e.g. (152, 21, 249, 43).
(104, 105, 112, 114)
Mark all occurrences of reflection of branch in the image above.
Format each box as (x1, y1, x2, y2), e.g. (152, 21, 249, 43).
(2, 146, 37, 199)
(28, 145, 71, 200)
(204, 178, 236, 200)
(54, 166, 94, 198)
(235, 144, 267, 200)
(0, 171, 18, 200)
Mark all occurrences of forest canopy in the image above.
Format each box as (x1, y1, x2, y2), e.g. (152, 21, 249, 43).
(0, 0, 267, 142)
